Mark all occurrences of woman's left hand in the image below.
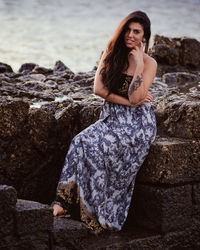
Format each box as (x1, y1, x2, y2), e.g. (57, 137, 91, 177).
(143, 92, 153, 102)
(130, 92, 153, 107)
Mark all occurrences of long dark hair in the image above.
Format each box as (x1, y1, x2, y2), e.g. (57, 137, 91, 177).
(100, 11, 151, 95)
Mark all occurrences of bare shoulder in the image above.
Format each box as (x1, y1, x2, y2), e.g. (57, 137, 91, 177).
(144, 54, 157, 68)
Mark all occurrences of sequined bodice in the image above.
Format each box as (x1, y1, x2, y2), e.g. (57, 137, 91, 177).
(114, 73, 133, 99)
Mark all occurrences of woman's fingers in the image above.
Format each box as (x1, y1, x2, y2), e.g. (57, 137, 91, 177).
(144, 93, 153, 102)
(140, 41, 143, 51)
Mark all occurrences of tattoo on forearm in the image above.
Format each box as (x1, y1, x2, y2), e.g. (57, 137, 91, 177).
(128, 74, 143, 97)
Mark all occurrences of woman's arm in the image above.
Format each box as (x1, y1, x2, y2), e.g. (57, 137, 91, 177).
(128, 43, 157, 105)
(93, 51, 132, 106)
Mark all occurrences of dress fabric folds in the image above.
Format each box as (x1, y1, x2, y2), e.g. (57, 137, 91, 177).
(55, 100, 157, 233)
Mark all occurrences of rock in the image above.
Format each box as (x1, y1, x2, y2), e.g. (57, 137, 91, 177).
(132, 184, 192, 233)
(180, 37, 200, 69)
(0, 62, 13, 73)
(33, 66, 53, 75)
(0, 185, 17, 209)
(0, 100, 62, 204)
(0, 185, 17, 236)
(53, 60, 73, 73)
(162, 229, 195, 250)
(55, 102, 81, 154)
(162, 72, 199, 85)
(163, 98, 200, 138)
(78, 104, 102, 131)
(53, 217, 89, 250)
(15, 199, 53, 235)
(23, 80, 46, 91)
(0, 212, 15, 237)
(60, 71, 74, 80)
(28, 108, 57, 152)
(12, 233, 50, 250)
(87, 233, 163, 250)
(150, 35, 200, 76)
(0, 188, 197, 249)
(18, 63, 38, 73)
(28, 73, 46, 81)
(150, 44, 179, 66)
(44, 80, 58, 89)
(0, 101, 29, 138)
(137, 137, 200, 184)
(151, 34, 180, 47)
(193, 183, 200, 205)
(18, 73, 45, 82)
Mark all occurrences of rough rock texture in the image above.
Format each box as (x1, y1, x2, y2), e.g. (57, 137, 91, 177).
(132, 184, 192, 233)
(53, 217, 89, 250)
(0, 62, 13, 73)
(150, 35, 200, 76)
(1, 185, 198, 250)
(15, 199, 53, 235)
(137, 137, 200, 184)
(0, 185, 17, 237)
(163, 99, 200, 138)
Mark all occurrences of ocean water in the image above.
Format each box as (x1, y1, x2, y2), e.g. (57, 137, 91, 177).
(0, 0, 200, 73)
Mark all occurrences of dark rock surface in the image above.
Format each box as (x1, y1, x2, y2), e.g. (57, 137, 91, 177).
(137, 137, 200, 184)
(0, 62, 13, 73)
(150, 35, 200, 76)
(132, 184, 192, 233)
(1, 185, 198, 249)
(0, 185, 17, 237)
(0, 60, 103, 204)
(53, 217, 89, 250)
(15, 199, 53, 235)
(18, 63, 38, 73)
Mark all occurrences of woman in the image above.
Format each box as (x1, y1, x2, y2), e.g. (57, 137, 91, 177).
(53, 10, 157, 234)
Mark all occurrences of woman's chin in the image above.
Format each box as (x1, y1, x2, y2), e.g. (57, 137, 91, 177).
(126, 44, 136, 49)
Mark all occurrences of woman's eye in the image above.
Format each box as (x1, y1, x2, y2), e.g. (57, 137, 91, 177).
(134, 30, 140, 34)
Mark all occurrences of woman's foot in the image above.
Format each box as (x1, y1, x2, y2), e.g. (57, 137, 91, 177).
(53, 204, 65, 216)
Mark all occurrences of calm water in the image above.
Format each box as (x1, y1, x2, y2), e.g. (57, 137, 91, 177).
(0, 0, 200, 72)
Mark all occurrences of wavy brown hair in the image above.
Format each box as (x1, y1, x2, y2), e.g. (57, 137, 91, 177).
(100, 11, 151, 95)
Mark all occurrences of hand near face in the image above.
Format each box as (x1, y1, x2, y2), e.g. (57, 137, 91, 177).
(128, 42, 144, 66)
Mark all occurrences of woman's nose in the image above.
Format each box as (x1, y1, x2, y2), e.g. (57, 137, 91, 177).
(128, 30, 134, 37)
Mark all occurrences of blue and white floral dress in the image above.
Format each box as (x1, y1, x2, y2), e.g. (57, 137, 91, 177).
(54, 74, 157, 233)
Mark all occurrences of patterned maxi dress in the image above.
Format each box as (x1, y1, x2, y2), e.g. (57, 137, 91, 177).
(54, 74, 157, 233)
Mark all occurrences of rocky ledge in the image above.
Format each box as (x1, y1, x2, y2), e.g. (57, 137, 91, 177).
(0, 35, 200, 249)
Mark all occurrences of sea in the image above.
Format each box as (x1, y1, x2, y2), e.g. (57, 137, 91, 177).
(0, 0, 200, 73)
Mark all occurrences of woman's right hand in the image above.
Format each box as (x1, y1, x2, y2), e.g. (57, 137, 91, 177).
(129, 41, 144, 66)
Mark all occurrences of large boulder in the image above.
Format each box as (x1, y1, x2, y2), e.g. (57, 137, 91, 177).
(0, 98, 102, 204)
(137, 137, 200, 185)
(0, 62, 13, 73)
(180, 37, 200, 68)
(18, 63, 38, 73)
(0, 100, 29, 138)
(163, 98, 200, 138)
(150, 35, 200, 76)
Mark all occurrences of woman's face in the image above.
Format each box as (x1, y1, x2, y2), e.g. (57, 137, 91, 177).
(124, 22, 144, 49)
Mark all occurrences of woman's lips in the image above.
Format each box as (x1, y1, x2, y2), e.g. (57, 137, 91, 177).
(126, 39, 134, 44)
